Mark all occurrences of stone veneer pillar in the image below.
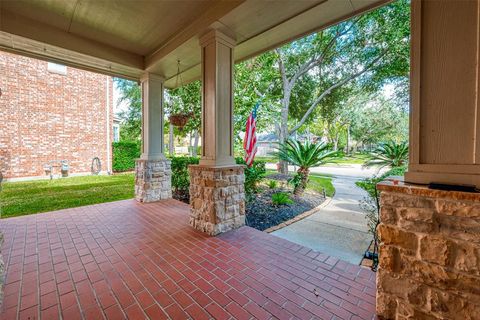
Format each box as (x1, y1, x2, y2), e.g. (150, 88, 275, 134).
(189, 165, 245, 235)
(135, 159, 172, 202)
(135, 72, 172, 202)
(189, 30, 246, 235)
(376, 180, 480, 319)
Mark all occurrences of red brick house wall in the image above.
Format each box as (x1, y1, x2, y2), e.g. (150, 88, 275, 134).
(0, 51, 114, 179)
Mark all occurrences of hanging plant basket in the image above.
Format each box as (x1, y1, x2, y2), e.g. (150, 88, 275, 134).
(169, 113, 192, 129)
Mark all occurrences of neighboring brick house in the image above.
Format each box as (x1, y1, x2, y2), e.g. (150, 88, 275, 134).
(0, 51, 114, 180)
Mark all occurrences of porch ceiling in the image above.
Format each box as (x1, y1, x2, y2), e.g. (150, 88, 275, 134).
(0, 0, 389, 87)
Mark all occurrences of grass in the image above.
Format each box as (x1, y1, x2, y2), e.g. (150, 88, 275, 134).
(255, 156, 278, 163)
(329, 153, 371, 165)
(308, 173, 335, 197)
(265, 169, 335, 197)
(0, 174, 135, 218)
(257, 153, 371, 166)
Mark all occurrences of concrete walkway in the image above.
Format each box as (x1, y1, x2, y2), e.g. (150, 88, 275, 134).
(268, 164, 379, 265)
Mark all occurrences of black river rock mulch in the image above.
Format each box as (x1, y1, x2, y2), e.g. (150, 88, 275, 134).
(245, 188, 326, 231)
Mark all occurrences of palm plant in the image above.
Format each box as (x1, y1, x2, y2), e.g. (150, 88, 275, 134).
(365, 141, 408, 169)
(277, 139, 339, 196)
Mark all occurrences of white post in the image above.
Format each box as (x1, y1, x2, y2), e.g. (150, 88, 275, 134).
(199, 30, 236, 167)
(140, 73, 166, 160)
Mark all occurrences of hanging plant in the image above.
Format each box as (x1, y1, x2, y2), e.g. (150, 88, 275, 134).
(169, 60, 194, 130)
(169, 112, 192, 129)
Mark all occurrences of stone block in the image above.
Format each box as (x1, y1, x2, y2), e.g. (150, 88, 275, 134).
(419, 235, 450, 266)
(450, 241, 480, 275)
(380, 192, 435, 209)
(378, 224, 418, 254)
(435, 200, 480, 218)
(436, 214, 480, 244)
(380, 205, 398, 225)
(379, 244, 403, 273)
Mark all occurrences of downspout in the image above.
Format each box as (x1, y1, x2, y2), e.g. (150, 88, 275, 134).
(106, 77, 111, 174)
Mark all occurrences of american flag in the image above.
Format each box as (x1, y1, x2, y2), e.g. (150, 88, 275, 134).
(243, 103, 259, 167)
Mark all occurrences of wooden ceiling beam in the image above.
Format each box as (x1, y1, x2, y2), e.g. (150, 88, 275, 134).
(0, 9, 144, 71)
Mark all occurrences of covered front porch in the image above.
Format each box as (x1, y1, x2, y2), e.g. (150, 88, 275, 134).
(0, 199, 375, 319)
(2, 0, 480, 318)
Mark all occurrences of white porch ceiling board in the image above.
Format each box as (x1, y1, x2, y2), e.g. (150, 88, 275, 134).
(68, 1, 214, 55)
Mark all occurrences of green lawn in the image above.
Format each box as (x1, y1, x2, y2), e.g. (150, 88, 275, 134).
(266, 169, 335, 197)
(255, 156, 278, 163)
(328, 153, 371, 165)
(308, 173, 335, 197)
(0, 174, 135, 218)
(257, 153, 371, 166)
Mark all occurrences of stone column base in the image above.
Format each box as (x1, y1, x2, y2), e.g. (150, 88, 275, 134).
(135, 159, 172, 202)
(189, 165, 245, 235)
(376, 179, 480, 320)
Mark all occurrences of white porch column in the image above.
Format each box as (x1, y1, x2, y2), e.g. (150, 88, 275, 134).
(404, 0, 480, 188)
(189, 30, 246, 235)
(140, 73, 165, 161)
(135, 73, 172, 202)
(199, 30, 235, 166)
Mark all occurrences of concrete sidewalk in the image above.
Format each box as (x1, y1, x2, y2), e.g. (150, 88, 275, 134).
(269, 164, 377, 265)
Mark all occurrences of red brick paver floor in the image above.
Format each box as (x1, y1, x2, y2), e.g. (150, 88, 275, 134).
(0, 199, 376, 320)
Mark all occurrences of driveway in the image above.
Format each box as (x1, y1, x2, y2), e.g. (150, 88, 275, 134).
(267, 164, 380, 265)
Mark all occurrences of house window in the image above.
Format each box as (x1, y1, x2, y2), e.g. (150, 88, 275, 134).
(113, 125, 120, 142)
(47, 62, 67, 75)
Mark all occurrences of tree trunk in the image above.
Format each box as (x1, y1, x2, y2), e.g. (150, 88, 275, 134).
(294, 167, 309, 196)
(193, 130, 199, 157)
(278, 124, 289, 174)
(169, 123, 174, 155)
(333, 135, 339, 151)
(189, 132, 194, 156)
(277, 51, 292, 174)
(346, 125, 350, 155)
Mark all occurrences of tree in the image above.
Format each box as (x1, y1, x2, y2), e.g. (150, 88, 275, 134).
(265, 0, 410, 172)
(233, 53, 281, 155)
(114, 78, 142, 142)
(347, 95, 409, 149)
(277, 139, 339, 195)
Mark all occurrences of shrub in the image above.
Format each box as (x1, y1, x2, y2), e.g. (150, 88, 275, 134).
(365, 141, 408, 169)
(267, 180, 277, 189)
(276, 139, 339, 195)
(170, 156, 200, 201)
(112, 141, 141, 172)
(235, 157, 266, 196)
(288, 173, 302, 190)
(271, 192, 293, 206)
(356, 165, 407, 269)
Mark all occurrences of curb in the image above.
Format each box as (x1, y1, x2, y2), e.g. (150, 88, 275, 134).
(264, 197, 333, 233)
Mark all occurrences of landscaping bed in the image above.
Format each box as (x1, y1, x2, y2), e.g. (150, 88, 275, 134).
(245, 187, 325, 231)
(245, 172, 331, 231)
